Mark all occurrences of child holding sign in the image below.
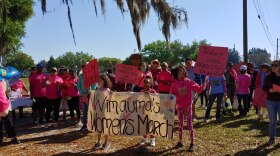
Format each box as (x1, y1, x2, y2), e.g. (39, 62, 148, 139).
(170, 65, 206, 152)
(139, 76, 157, 147)
(93, 74, 112, 150)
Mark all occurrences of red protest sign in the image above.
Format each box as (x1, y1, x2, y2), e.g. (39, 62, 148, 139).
(233, 62, 244, 75)
(115, 64, 141, 84)
(193, 46, 228, 77)
(83, 59, 100, 90)
(273, 84, 280, 92)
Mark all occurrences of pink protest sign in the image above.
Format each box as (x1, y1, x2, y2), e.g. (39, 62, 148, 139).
(115, 64, 141, 84)
(233, 62, 244, 75)
(193, 46, 228, 77)
(83, 59, 100, 90)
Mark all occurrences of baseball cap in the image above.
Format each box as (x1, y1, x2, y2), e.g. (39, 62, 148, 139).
(240, 65, 247, 71)
(36, 63, 44, 68)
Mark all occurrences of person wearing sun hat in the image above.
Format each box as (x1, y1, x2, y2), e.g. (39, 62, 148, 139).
(236, 65, 251, 116)
(151, 59, 162, 90)
(254, 63, 270, 119)
(263, 60, 280, 145)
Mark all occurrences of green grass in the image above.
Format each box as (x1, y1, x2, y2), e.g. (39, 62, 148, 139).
(1, 104, 279, 156)
(21, 78, 29, 90)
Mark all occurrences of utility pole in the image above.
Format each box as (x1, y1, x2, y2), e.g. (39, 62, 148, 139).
(243, 0, 248, 63)
(277, 38, 279, 60)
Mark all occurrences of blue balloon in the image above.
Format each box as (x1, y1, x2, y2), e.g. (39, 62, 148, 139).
(4, 66, 20, 86)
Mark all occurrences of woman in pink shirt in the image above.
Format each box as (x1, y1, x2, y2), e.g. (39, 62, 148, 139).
(170, 65, 206, 152)
(237, 65, 251, 116)
(65, 69, 81, 125)
(133, 62, 153, 92)
(157, 62, 173, 93)
(44, 67, 63, 128)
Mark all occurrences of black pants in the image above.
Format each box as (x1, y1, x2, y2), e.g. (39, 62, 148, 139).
(32, 97, 47, 122)
(200, 90, 208, 106)
(227, 86, 236, 106)
(0, 114, 16, 140)
(67, 96, 81, 120)
(248, 88, 255, 107)
(237, 94, 249, 116)
(45, 98, 61, 123)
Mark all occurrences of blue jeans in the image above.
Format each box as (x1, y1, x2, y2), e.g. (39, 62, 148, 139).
(267, 100, 280, 139)
(82, 102, 88, 127)
(237, 94, 249, 116)
(205, 93, 223, 120)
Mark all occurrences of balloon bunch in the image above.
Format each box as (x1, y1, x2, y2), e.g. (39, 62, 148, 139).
(1, 66, 21, 86)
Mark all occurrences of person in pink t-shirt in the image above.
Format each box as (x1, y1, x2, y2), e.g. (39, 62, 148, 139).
(65, 69, 81, 125)
(29, 63, 47, 124)
(44, 67, 63, 128)
(133, 62, 153, 92)
(10, 79, 29, 118)
(170, 65, 206, 152)
(237, 65, 251, 116)
(139, 76, 157, 147)
(157, 62, 173, 94)
(58, 66, 70, 120)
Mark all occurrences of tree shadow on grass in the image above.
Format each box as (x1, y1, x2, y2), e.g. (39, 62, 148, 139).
(234, 143, 280, 156)
(53, 144, 190, 156)
(222, 118, 280, 138)
(20, 130, 88, 144)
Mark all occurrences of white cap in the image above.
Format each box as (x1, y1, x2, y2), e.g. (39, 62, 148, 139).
(240, 65, 247, 71)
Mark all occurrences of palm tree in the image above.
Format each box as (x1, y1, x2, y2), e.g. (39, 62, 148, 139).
(40, 0, 188, 51)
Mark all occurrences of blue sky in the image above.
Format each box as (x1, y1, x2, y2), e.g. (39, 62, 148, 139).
(22, 0, 280, 63)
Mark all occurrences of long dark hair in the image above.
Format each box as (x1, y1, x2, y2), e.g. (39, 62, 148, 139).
(100, 73, 112, 89)
(171, 65, 188, 80)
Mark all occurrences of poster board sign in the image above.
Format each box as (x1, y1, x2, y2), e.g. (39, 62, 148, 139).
(83, 59, 100, 90)
(87, 91, 176, 139)
(233, 62, 244, 75)
(115, 64, 141, 84)
(193, 46, 228, 77)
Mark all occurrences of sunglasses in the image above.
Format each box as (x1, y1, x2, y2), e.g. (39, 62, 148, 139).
(271, 64, 279, 67)
(51, 70, 56, 72)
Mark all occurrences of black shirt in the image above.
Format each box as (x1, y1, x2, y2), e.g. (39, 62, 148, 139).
(248, 70, 258, 89)
(263, 72, 280, 101)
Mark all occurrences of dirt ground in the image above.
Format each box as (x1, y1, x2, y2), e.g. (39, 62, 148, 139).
(0, 107, 280, 156)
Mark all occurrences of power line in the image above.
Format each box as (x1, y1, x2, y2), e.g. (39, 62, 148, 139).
(253, 0, 276, 52)
(257, 0, 276, 47)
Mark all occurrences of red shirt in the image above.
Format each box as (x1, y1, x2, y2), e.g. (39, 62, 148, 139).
(10, 79, 26, 94)
(65, 77, 80, 97)
(29, 72, 47, 97)
(46, 75, 63, 99)
(136, 71, 153, 88)
(59, 73, 70, 97)
(157, 70, 173, 93)
(151, 68, 162, 81)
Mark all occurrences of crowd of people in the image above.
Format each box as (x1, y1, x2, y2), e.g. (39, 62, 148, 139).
(0, 56, 280, 152)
